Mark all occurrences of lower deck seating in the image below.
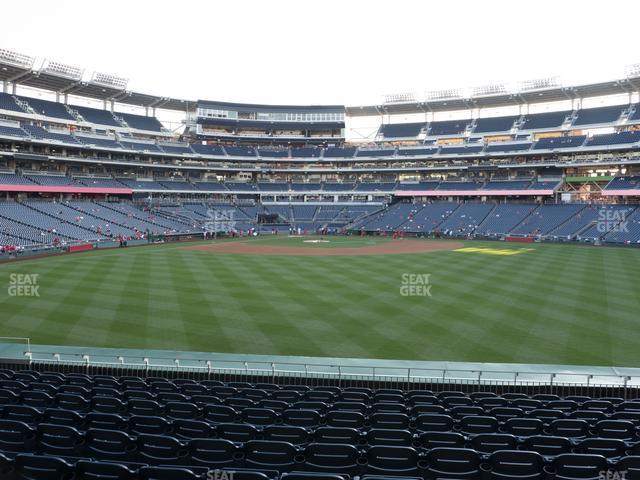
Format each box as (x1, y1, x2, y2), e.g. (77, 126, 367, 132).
(510, 204, 586, 236)
(3, 199, 640, 248)
(473, 204, 538, 236)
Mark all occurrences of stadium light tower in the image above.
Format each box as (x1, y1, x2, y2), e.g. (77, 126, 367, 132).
(383, 92, 417, 104)
(41, 59, 83, 80)
(626, 63, 640, 78)
(424, 88, 463, 101)
(471, 83, 507, 97)
(91, 71, 128, 90)
(0, 48, 35, 69)
(518, 77, 561, 92)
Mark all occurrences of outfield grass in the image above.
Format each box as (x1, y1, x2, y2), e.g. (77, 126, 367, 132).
(1, 236, 639, 367)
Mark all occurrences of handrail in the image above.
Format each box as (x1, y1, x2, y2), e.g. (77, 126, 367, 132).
(0, 337, 30, 353)
(18, 348, 637, 386)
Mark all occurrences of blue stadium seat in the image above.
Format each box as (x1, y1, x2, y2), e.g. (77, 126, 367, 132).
(366, 429, 412, 447)
(423, 447, 482, 479)
(522, 435, 573, 457)
(244, 440, 299, 471)
(417, 431, 466, 449)
(217, 423, 259, 443)
(75, 460, 137, 480)
(84, 412, 128, 431)
(128, 415, 172, 435)
(138, 466, 201, 480)
(14, 454, 76, 480)
(325, 410, 365, 429)
(470, 433, 518, 454)
(36, 423, 85, 456)
(486, 450, 545, 479)
(304, 443, 361, 475)
(263, 425, 311, 445)
(189, 438, 239, 468)
(414, 414, 454, 432)
(550, 453, 609, 480)
(365, 445, 419, 476)
(0, 419, 36, 452)
(282, 409, 321, 428)
(42, 409, 83, 429)
(84, 428, 138, 462)
(136, 433, 190, 465)
(172, 419, 216, 440)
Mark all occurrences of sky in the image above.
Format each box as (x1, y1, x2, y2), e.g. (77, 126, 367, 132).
(2, 0, 640, 107)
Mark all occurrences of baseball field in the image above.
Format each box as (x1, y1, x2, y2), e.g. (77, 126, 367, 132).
(1, 235, 639, 367)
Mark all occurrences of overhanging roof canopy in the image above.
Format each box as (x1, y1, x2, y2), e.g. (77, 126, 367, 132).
(3, 47, 640, 117)
(347, 79, 640, 117)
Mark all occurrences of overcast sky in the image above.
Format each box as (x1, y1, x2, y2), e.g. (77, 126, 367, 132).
(3, 0, 640, 107)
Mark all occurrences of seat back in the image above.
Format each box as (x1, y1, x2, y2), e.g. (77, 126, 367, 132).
(15, 454, 75, 480)
(314, 426, 360, 445)
(244, 440, 298, 470)
(552, 453, 609, 479)
(425, 447, 481, 476)
(489, 450, 544, 478)
(263, 425, 311, 445)
(366, 445, 419, 475)
(414, 414, 453, 432)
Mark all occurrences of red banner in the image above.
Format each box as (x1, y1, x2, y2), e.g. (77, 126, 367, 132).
(68, 244, 94, 252)
(505, 236, 535, 243)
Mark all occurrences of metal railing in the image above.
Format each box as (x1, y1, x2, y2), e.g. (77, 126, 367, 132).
(11, 347, 637, 387)
(0, 337, 31, 353)
(2, 340, 638, 397)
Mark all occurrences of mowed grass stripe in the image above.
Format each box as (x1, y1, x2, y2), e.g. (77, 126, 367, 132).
(1, 238, 640, 366)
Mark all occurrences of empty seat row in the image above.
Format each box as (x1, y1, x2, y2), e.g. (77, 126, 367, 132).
(6, 417, 640, 457)
(3, 447, 640, 480)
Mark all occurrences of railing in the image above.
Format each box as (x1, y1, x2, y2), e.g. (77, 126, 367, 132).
(0, 337, 31, 353)
(11, 347, 639, 390)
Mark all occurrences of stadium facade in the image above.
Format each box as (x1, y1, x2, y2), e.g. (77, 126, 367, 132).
(5, 48, 640, 480)
(1, 47, 640, 250)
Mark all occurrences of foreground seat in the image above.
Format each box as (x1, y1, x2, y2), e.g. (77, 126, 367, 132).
(216, 422, 259, 443)
(486, 450, 545, 479)
(304, 442, 361, 475)
(470, 433, 517, 454)
(84, 428, 138, 462)
(75, 460, 137, 480)
(522, 435, 572, 457)
(244, 440, 299, 471)
(365, 445, 420, 476)
(550, 453, 609, 480)
(366, 428, 413, 447)
(36, 423, 85, 456)
(136, 433, 190, 465)
(423, 447, 482, 479)
(417, 431, 466, 449)
(314, 426, 360, 445)
(189, 438, 239, 468)
(15, 454, 75, 480)
(138, 466, 201, 480)
(0, 419, 36, 453)
(264, 425, 311, 445)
